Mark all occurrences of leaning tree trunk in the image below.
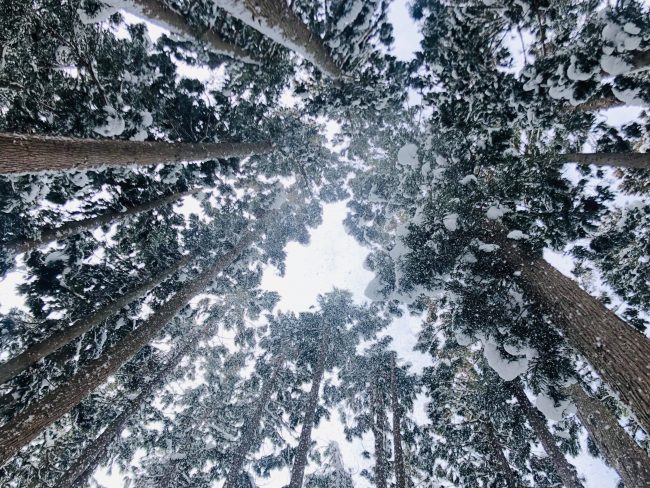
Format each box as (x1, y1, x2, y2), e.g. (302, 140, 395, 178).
(372, 381, 388, 488)
(485, 223, 650, 436)
(288, 340, 329, 488)
(0, 253, 195, 385)
(4, 188, 200, 255)
(560, 152, 650, 169)
(510, 381, 583, 488)
(54, 324, 209, 487)
(0, 226, 258, 466)
(216, 0, 342, 79)
(0, 133, 273, 174)
(224, 354, 285, 488)
(390, 355, 408, 488)
(567, 383, 650, 488)
(120, 0, 260, 64)
(484, 420, 518, 488)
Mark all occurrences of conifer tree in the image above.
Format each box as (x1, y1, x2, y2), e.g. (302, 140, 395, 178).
(215, 0, 342, 79)
(304, 442, 354, 488)
(0, 132, 273, 174)
(285, 291, 387, 488)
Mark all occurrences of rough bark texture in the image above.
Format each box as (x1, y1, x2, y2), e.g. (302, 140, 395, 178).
(129, 0, 260, 64)
(561, 152, 650, 169)
(0, 253, 194, 385)
(484, 420, 518, 488)
(0, 228, 257, 466)
(391, 355, 407, 488)
(0, 133, 273, 174)
(217, 0, 342, 79)
(510, 381, 583, 488)
(486, 223, 650, 436)
(224, 355, 285, 488)
(568, 383, 650, 488)
(288, 340, 328, 488)
(372, 381, 388, 488)
(55, 326, 206, 487)
(5, 189, 199, 254)
(565, 96, 625, 113)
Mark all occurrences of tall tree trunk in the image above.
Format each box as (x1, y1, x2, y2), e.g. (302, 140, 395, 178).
(0, 227, 257, 466)
(54, 324, 208, 487)
(372, 380, 388, 488)
(123, 0, 260, 65)
(4, 188, 199, 255)
(216, 0, 342, 79)
(567, 383, 650, 488)
(484, 420, 518, 488)
(0, 253, 195, 385)
(510, 381, 583, 488)
(288, 340, 328, 488)
(0, 133, 273, 174)
(560, 152, 650, 169)
(224, 354, 285, 488)
(390, 355, 407, 488)
(486, 223, 650, 435)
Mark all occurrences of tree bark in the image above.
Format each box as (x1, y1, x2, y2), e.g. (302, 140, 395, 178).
(510, 381, 583, 488)
(4, 189, 199, 255)
(0, 227, 257, 466)
(216, 0, 342, 79)
(224, 354, 285, 488)
(54, 325, 207, 487)
(560, 152, 650, 169)
(484, 420, 518, 488)
(0, 253, 194, 385)
(372, 380, 388, 488)
(0, 133, 273, 174)
(390, 355, 407, 488)
(565, 96, 625, 113)
(126, 0, 261, 65)
(567, 383, 650, 488)
(485, 223, 650, 436)
(288, 340, 328, 488)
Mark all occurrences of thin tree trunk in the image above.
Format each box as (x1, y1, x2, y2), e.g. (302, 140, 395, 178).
(125, 0, 261, 65)
(287, 340, 328, 488)
(0, 133, 273, 174)
(560, 152, 650, 169)
(216, 0, 342, 79)
(391, 355, 408, 488)
(567, 383, 650, 488)
(484, 420, 518, 488)
(372, 380, 388, 488)
(224, 354, 285, 488)
(0, 227, 257, 466)
(510, 381, 583, 488)
(55, 324, 207, 487)
(485, 223, 650, 436)
(4, 189, 199, 255)
(0, 253, 194, 385)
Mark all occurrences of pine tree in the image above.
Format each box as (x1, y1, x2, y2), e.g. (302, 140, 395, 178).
(567, 382, 650, 488)
(0, 214, 262, 465)
(0, 132, 273, 174)
(215, 0, 342, 79)
(3, 188, 199, 255)
(285, 291, 387, 488)
(304, 442, 354, 488)
(96, 0, 262, 65)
